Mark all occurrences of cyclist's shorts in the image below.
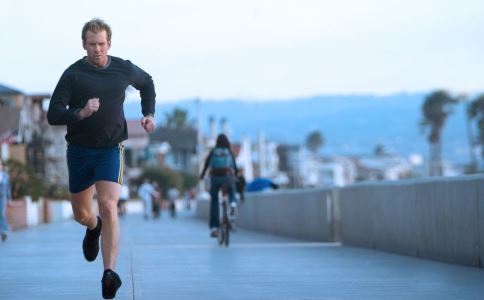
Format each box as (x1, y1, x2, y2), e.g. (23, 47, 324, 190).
(67, 143, 124, 193)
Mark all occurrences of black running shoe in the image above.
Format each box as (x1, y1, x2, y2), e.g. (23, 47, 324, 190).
(82, 216, 102, 262)
(102, 269, 122, 299)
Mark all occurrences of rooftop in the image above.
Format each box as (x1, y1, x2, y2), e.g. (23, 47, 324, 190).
(0, 83, 23, 95)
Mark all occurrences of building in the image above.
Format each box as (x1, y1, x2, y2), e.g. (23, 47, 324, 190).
(150, 127, 198, 173)
(0, 83, 71, 188)
(0, 84, 24, 161)
(318, 156, 356, 187)
(354, 154, 413, 181)
(124, 119, 150, 168)
(277, 144, 304, 188)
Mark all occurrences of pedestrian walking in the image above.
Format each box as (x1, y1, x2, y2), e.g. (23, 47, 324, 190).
(0, 161, 12, 242)
(117, 183, 129, 217)
(138, 179, 158, 220)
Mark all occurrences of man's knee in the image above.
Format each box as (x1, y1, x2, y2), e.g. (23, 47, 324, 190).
(98, 198, 118, 218)
(73, 210, 92, 225)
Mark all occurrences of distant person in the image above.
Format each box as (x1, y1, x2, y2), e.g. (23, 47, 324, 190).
(138, 179, 158, 220)
(152, 182, 162, 219)
(47, 18, 156, 299)
(117, 183, 129, 217)
(184, 188, 196, 210)
(246, 177, 279, 192)
(0, 161, 12, 242)
(167, 187, 179, 218)
(200, 134, 238, 238)
(235, 169, 246, 203)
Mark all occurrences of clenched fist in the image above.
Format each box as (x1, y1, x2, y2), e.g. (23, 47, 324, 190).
(141, 115, 155, 133)
(78, 97, 100, 119)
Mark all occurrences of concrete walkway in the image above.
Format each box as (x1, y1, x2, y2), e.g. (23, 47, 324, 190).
(1, 211, 484, 299)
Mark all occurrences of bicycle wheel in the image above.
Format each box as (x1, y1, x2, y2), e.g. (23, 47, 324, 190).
(218, 201, 227, 245)
(218, 221, 229, 247)
(218, 227, 225, 245)
(223, 222, 230, 246)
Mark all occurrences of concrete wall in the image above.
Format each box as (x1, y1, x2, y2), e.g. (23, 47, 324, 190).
(196, 188, 338, 242)
(339, 175, 484, 267)
(339, 182, 420, 256)
(196, 175, 484, 268)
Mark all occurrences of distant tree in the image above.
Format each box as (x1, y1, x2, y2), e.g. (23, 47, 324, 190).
(305, 130, 324, 153)
(374, 144, 386, 156)
(133, 166, 198, 197)
(180, 172, 198, 191)
(134, 166, 182, 198)
(420, 90, 458, 176)
(164, 108, 194, 129)
(469, 94, 484, 171)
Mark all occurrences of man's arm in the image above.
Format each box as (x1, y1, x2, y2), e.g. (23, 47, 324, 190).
(128, 61, 156, 118)
(128, 61, 156, 133)
(47, 73, 81, 125)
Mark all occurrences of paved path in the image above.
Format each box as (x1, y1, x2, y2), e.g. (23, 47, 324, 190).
(1, 211, 484, 299)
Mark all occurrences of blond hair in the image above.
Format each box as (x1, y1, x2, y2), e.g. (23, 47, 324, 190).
(82, 18, 112, 43)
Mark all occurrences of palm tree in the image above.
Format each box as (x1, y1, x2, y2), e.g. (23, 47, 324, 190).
(164, 108, 193, 129)
(305, 130, 324, 154)
(469, 94, 484, 171)
(420, 90, 457, 176)
(373, 144, 386, 156)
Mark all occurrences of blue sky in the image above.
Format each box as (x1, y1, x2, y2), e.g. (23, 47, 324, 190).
(1, 0, 483, 101)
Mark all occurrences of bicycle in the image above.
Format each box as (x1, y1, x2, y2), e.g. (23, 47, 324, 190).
(218, 186, 233, 247)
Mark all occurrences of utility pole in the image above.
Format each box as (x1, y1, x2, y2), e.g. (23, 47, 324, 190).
(461, 93, 478, 173)
(195, 98, 205, 191)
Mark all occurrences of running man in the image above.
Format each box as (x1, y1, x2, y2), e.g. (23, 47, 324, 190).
(47, 18, 156, 299)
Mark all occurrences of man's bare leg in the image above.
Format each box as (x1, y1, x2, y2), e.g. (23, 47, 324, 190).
(95, 180, 121, 270)
(71, 185, 97, 229)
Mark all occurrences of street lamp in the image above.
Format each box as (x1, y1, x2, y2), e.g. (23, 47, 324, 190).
(459, 93, 478, 173)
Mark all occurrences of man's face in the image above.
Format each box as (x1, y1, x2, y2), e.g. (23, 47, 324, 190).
(83, 30, 111, 67)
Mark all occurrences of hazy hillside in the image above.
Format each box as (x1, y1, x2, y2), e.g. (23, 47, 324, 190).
(124, 93, 471, 165)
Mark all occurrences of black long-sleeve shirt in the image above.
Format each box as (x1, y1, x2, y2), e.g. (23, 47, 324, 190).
(47, 56, 156, 147)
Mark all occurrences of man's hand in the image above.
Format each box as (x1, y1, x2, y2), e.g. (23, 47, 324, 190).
(78, 97, 100, 119)
(141, 115, 155, 133)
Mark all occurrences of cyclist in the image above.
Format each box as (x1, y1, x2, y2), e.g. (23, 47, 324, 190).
(200, 134, 238, 238)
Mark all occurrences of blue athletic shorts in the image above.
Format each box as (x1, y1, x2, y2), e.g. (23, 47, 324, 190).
(67, 143, 124, 193)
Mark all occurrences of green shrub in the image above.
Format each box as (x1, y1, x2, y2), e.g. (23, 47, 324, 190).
(134, 166, 182, 198)
(44, 184, 70, 200)
(134, 166, 198, 198)
(6, 159, 44, 201)
(180, 172, 198, 191)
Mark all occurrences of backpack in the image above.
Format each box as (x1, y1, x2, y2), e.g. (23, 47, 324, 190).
(210, 147, 233, 169)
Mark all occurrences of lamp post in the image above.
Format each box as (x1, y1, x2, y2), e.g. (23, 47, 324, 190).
(195, 98, 205, 191)
(460, 93, 478, 173)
